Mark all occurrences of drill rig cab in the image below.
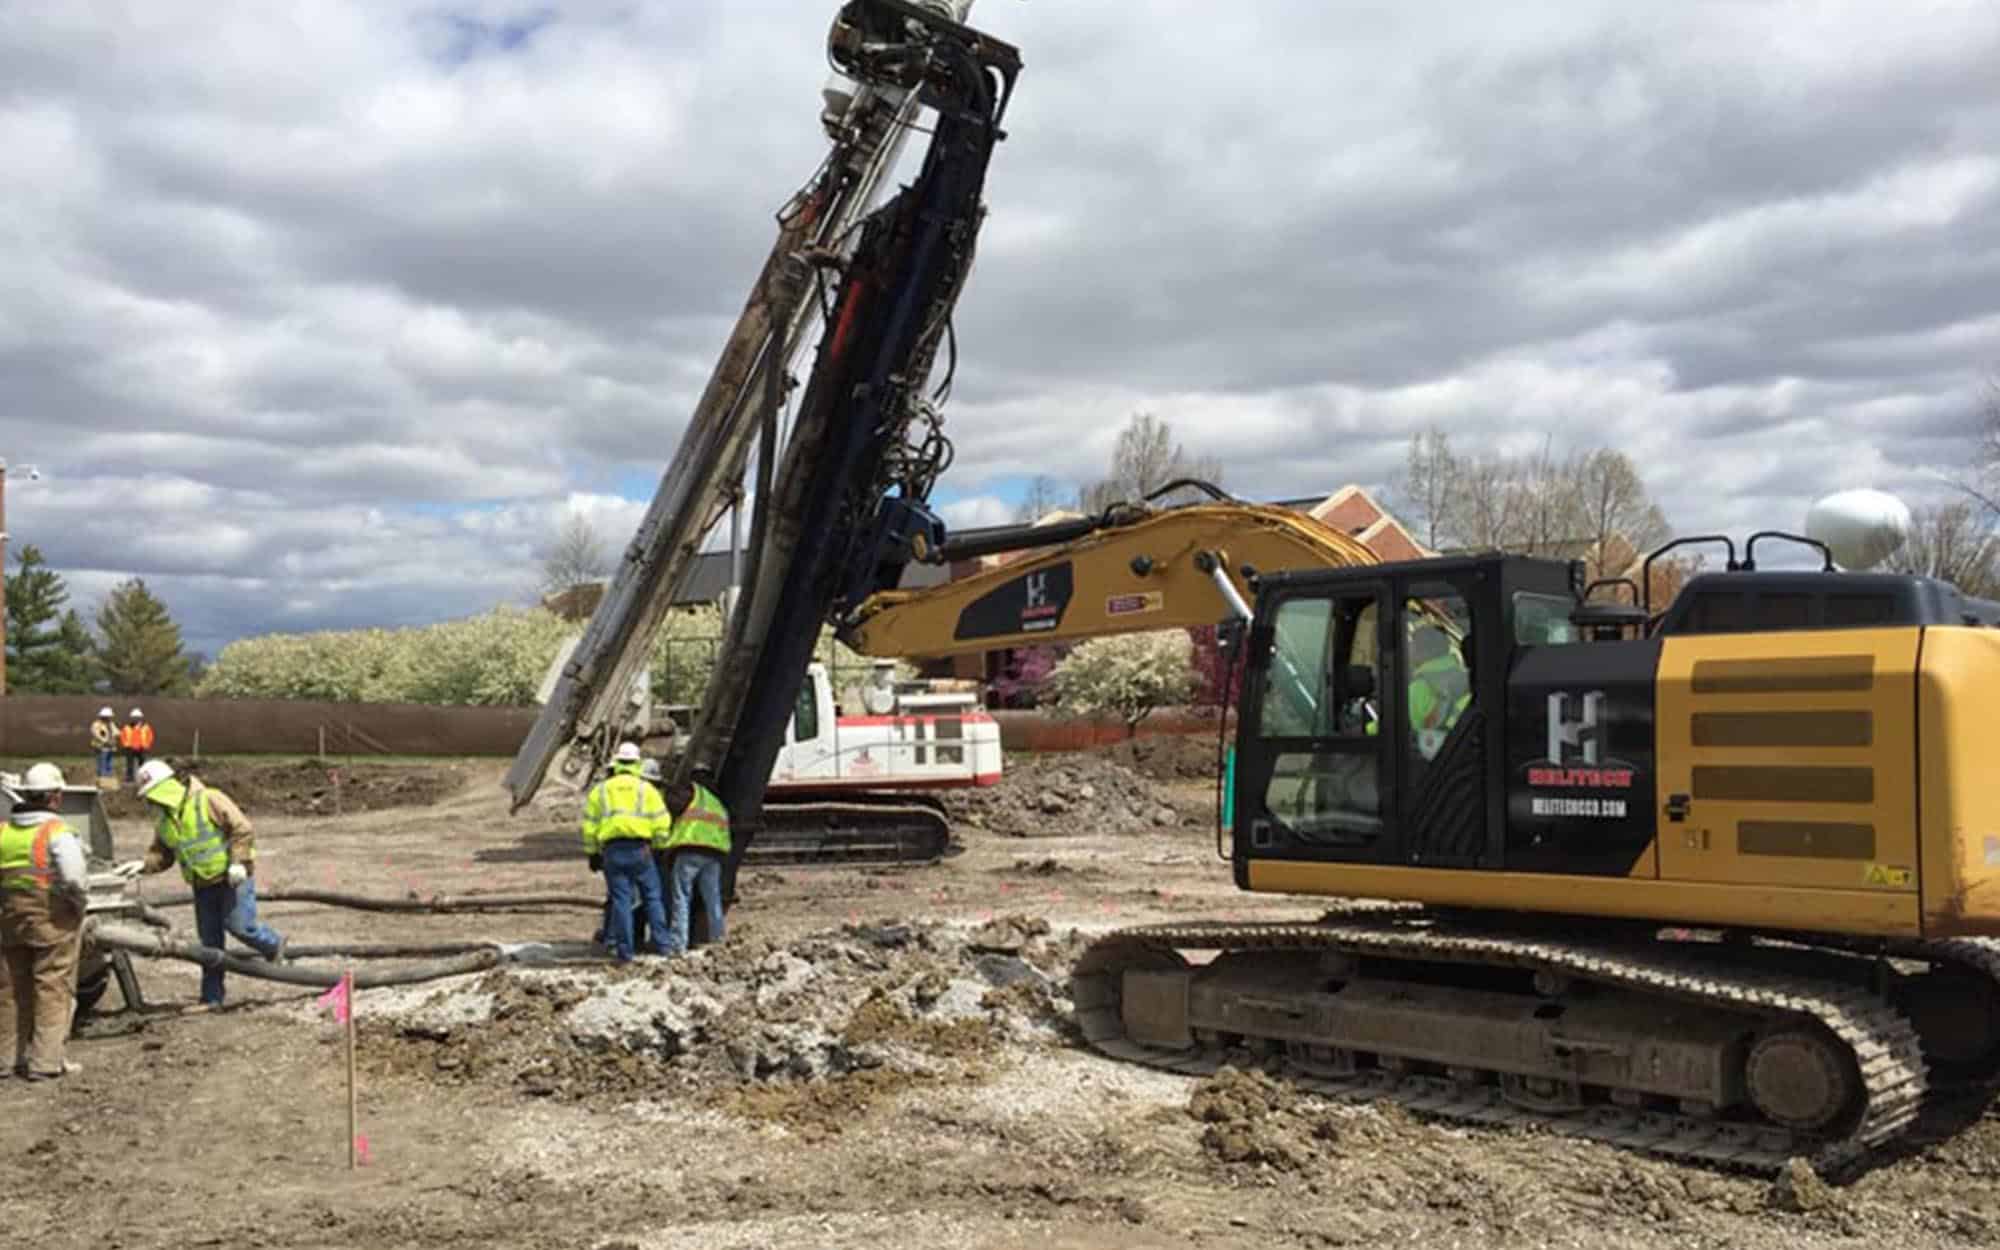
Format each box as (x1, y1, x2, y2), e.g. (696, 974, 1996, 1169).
(1077, 539, 2000, 1172)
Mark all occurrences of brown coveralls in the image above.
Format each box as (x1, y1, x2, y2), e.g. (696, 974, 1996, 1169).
(0, 814, 87, 1077)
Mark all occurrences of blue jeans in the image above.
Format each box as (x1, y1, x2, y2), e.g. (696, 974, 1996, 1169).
(191, 876, 285, 1006)
(601, 841, 668, 961)
(95, 748, 115, 778)
(668, 853, 725, 955)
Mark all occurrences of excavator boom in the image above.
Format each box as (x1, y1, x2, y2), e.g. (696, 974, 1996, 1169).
(841, 498, 1383, 659)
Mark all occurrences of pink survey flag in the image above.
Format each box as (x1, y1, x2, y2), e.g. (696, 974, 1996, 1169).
(316, 977, 351, 1023)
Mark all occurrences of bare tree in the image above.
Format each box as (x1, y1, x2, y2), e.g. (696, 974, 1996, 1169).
(1409, 435, 1670, 569)
(540, 511, 608, 620)
(1571, 448, 1671, 579)
(1885, 500, 2000, 597)
(1397, 426, 1458, 550)
(1078, 411, 1224, 512)
(1015, 475, 1067, 523)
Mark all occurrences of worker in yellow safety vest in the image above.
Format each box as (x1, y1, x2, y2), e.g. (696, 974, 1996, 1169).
(1, 763, 89, 1081)
(581, 742, 670, 962)
(125, 760, 286, 1006)
(1362, 620, 1471, 761)
(660, 771, 731, 956)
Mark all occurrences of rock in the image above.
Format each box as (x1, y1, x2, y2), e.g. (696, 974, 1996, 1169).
(1152, 807, 1176, 826)
(1768, 1158, 1835, 1213)
(1077, 784, 1097, 801)
(972, 954, 1046, 990)
(1037, 791, 1069, 815)
(850, 923, 915, 949)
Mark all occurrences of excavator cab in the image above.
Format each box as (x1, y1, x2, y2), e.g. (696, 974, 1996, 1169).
(1230, 553, 1576, 879)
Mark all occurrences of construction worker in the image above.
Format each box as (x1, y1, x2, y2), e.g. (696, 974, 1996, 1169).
(89, 707, 119, 783)
(581, 742, 670, 962)
(661, 770, 731, 955)
(1359, 619, 1470, 761)
(1, 763, 89, 1080)
(592, 758, 666, 952)
(124, 760, 285, 1006)
(118, 708, 155, 784)
(1406, 621, 1470, 760)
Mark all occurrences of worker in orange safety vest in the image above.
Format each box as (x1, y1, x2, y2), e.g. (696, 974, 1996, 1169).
(117, 708, 155, 784)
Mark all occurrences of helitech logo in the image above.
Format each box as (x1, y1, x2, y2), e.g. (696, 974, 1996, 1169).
(1527, 690, 1635, 789)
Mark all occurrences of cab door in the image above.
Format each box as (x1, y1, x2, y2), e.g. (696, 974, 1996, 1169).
(1655, 628, 1919, 895)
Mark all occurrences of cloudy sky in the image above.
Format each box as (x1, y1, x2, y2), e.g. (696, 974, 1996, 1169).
(5, 1, 1998, 657)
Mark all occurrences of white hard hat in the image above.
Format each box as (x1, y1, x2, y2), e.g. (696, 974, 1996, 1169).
(129, 707, 145, 718)
(640, 759, 663, 781)
(135, 759, 176, 798)
(613, 741, 642, 764)
(22, 762, 65, 793)
(98, 706, 115, 718)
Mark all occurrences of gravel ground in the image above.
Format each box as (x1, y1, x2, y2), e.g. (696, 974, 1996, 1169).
(4, 754, 1999, 1250)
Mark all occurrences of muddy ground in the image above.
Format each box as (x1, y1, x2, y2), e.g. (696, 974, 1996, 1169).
(5, 748, 2000, 1249)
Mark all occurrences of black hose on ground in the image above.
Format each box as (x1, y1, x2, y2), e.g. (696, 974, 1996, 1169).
(90, 922, 505, 988)
(135, 888, 602, 913)
(278, 942, 504, 960)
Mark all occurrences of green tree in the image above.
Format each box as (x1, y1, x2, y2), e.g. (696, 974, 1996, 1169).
(4, 546, 94, 692)
(94, 577, 194, 695)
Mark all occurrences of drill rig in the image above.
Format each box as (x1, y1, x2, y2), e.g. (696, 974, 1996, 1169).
(505, 0, 1019, 877)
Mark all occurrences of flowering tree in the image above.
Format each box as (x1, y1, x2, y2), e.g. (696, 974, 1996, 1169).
(989, 644, 1063, 708)
(1042, 629, 1197, 734)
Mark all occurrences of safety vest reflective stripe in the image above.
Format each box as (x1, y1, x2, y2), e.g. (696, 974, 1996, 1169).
(0, 820, 61, 893)
(159, 793, 230, 884)
(667, 785, 732, 854)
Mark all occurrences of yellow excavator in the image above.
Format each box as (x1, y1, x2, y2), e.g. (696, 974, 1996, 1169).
(845, 488, 2000, 1172)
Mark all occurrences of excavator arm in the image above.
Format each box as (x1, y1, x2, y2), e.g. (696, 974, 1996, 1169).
(840, 499, 1384, 659)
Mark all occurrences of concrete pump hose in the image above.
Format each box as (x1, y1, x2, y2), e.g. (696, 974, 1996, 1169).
(90, 921, 503, 989)
(134, 888, 603, 914)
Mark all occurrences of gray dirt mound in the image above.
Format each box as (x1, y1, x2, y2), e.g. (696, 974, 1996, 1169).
(359, 915, 1075, 1133)
(942, 752, 1198, 838)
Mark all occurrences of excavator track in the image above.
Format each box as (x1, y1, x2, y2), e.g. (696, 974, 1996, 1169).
(1071, 914, 1929, 1174)
(748, 794, 955, 866)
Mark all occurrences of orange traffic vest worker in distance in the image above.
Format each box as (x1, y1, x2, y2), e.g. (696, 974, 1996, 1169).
(117, 709, 155, 785)
(0, 762, 90, 1081)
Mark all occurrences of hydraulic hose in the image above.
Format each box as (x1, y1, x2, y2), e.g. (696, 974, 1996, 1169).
(91, 921, 504, 988)
(134, 888, 602, 914)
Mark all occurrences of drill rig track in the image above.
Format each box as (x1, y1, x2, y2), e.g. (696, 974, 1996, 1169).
(749, 794, 955, 866)
(1071, 912, 1933, 1174)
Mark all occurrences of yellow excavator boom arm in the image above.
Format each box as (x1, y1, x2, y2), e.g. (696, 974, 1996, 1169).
(841, 502, 1383, 659)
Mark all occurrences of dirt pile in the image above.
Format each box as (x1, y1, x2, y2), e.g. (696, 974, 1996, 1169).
(943, 753, 1200, 838)
(100, 757, 466, 820)
(355, 915, 1073, 1135)
(1090, 733, 1223, 783)
(1187, 1065, 1407, 1171)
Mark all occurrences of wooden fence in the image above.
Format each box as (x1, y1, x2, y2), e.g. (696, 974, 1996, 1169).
(0, 695, 539, 759)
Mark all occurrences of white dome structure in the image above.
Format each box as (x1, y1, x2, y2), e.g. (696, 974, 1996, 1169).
(1804, 489, 1912, 571)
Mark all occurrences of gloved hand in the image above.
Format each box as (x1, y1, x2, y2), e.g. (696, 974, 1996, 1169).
(112, 860, 146, 880)
(226, 863, 248, 887)
(588, 853, 604, 874)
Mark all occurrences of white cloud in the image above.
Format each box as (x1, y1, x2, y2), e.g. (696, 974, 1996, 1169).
(3, 0, 1998, 659)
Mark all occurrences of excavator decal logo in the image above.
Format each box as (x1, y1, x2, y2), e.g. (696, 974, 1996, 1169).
(1545, 691, 1605, 767)
(1526, 690, 1636, 803)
